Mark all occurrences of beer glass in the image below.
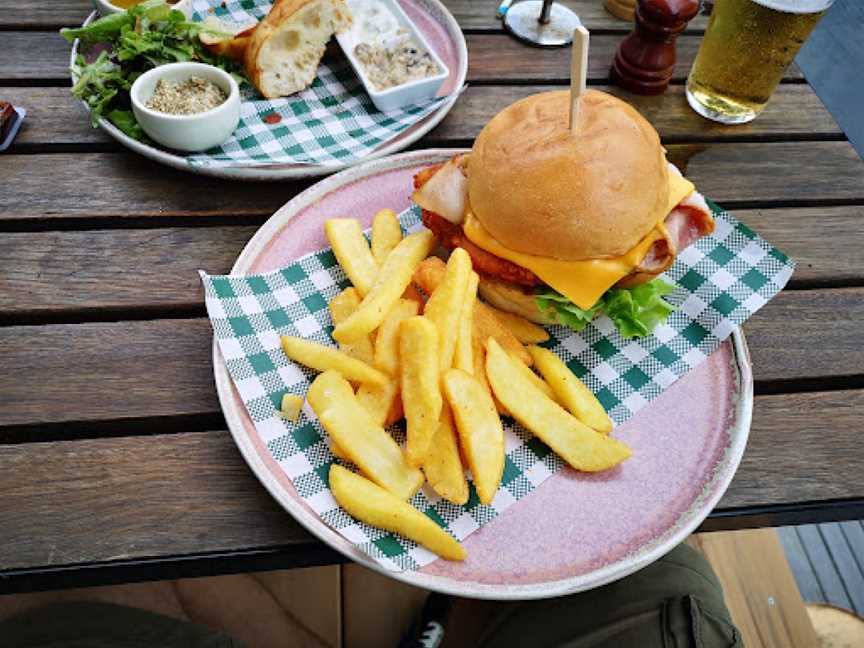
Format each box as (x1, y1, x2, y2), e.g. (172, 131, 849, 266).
(686, 0, 834, 124)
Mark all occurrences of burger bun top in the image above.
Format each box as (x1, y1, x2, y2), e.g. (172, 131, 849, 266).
(467, 89, 670, 261)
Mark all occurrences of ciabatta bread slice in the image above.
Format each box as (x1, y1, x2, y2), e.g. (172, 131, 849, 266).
(244, 0, 351, 98)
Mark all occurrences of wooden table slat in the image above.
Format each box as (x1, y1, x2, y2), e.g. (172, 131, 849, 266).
(0, 288, 861, 428)
(2, 32, 802, 83)
(4, 140, 862, 225)
(2, 387, 861, 572)
(1, 206, 861, 318)
(0, 153, 311, 223)
(3, 84, 841, 150)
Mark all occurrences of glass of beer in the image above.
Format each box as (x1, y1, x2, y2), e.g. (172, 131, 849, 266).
(686, 0, 833, 124)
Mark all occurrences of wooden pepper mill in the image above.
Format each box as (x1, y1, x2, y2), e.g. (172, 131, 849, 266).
(610, 0, 700, 95)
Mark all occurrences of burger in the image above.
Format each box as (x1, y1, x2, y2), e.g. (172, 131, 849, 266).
(412, 89, 716, 338)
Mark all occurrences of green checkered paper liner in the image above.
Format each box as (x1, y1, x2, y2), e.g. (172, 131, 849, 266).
(185, 0, 453, 167)
(201, 201, 793, 571)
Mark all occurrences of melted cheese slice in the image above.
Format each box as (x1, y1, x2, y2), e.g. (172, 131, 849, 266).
(463, 172, 695, 310)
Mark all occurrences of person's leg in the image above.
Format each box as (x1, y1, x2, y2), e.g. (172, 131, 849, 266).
(0, 573, 328, 648)
(0, 600, 243, 648)
(0, 581, 189, 623)
(442, 544, 742, 648)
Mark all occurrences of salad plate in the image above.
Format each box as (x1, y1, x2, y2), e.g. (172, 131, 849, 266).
(67, 0, 467, 180)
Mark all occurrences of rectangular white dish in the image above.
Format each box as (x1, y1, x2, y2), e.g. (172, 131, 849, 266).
(336, 0, 449, 112)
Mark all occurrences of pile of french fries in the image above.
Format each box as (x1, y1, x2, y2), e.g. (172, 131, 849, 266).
(278, 209, 633, 561)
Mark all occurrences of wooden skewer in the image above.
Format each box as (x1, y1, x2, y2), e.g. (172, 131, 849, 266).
(569, 25, 590, 131)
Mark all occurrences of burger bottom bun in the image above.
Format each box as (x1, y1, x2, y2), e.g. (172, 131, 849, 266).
(478, 278, 558, 325)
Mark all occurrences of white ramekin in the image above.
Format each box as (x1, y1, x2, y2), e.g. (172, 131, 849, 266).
(130, 62, 241, 152)
(335, 0, 449, 113)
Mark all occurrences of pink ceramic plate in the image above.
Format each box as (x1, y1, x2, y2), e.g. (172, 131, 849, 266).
(69, 0, 467, 180)
(213, 149, 754, 599)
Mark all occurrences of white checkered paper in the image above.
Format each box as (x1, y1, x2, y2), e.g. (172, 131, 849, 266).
(201, 202, 794, 571)
(185, 0, 454, 167)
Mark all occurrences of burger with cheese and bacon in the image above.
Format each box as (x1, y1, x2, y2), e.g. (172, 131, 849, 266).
(412, 89, 716, 338)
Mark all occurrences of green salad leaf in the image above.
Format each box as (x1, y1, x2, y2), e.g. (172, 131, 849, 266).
(536, 279, 677, 339)
(61, 0, 244, 141)
(108, 109, 145, 140)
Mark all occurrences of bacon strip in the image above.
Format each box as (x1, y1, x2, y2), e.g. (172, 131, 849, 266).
(617, 191, 715, 287)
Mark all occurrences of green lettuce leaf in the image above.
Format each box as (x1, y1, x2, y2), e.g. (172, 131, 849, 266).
(108, 109, 146, 140)
(61, 11, 133, 43)
(536, 290, 602, 332)
(535, 279, 677, 339)
(69, 51, 129, 126)
(61, 0, 245, 142)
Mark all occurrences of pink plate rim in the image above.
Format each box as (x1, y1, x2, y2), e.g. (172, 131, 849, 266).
(212, 148, 755, 600)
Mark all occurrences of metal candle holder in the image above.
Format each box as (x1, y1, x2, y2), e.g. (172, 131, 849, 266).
(504, 0, 582, 48)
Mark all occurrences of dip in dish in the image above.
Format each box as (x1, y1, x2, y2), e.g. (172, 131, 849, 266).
(354, 36, 441, 92)
(350, 0, 441, 91)
(336, 0, 449, 111)
(130, 62, 240, 152)
(147, 76, 228, 115)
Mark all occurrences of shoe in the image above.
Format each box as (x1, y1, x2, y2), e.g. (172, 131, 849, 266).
(397, 593, 451, 648)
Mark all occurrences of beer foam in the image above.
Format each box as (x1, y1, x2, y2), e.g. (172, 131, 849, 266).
(753, 0, 833, 13)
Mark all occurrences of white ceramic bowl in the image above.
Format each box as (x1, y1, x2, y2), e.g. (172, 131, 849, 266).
(130, 62, 241, 152)
(91, 0, 192, 17)
(336, 0, 449, 112)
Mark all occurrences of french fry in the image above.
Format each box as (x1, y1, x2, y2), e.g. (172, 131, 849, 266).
(472, 334, 507, 415)
(486, 306, 550, 344)
(384, 390, 404, 427)
(371, 208, 402, 264)
(328, 288, 376, 365)
(412, 256, 448, 294)
(402, 282, 425, 307)
(399, 316, 443, 467)
(324, 219, 379, 297)
(506, 351, 557, 401)
(443, 369, 505, 505)
(422, 406, 469, 505)
(279, 393, 304, 422)
(329, 465, 466, 561)
(281, 336, 388, 386)
(356, 379, 400, 428)
(413, 256, 532, 366)
(329, 287, 362, 320)
(374, 299, 420, 377)
(528, 345, 613, 434)
(330, 439, 349, 461)
(454, 271, 478, 374)
(423, 248, 472, 372)
(474, 303, 533, 367)
(332, 230, 436, 343)
(485, 339, 631, 472)
(308, 371, 423, 500)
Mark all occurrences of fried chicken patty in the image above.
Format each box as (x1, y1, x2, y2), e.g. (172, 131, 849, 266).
(414, 165, 541, 287)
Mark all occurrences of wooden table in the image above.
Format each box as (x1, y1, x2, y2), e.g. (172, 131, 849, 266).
(2, 0, 863, 595)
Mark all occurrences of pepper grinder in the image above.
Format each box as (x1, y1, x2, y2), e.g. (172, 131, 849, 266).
(610, 0, 700, 95)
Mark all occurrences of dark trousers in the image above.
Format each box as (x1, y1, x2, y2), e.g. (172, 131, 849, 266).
(463, 544, 743, 648)
(0, 545, 742, 648)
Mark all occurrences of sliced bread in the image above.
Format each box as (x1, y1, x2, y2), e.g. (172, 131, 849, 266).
(243, 0, 352, 98)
